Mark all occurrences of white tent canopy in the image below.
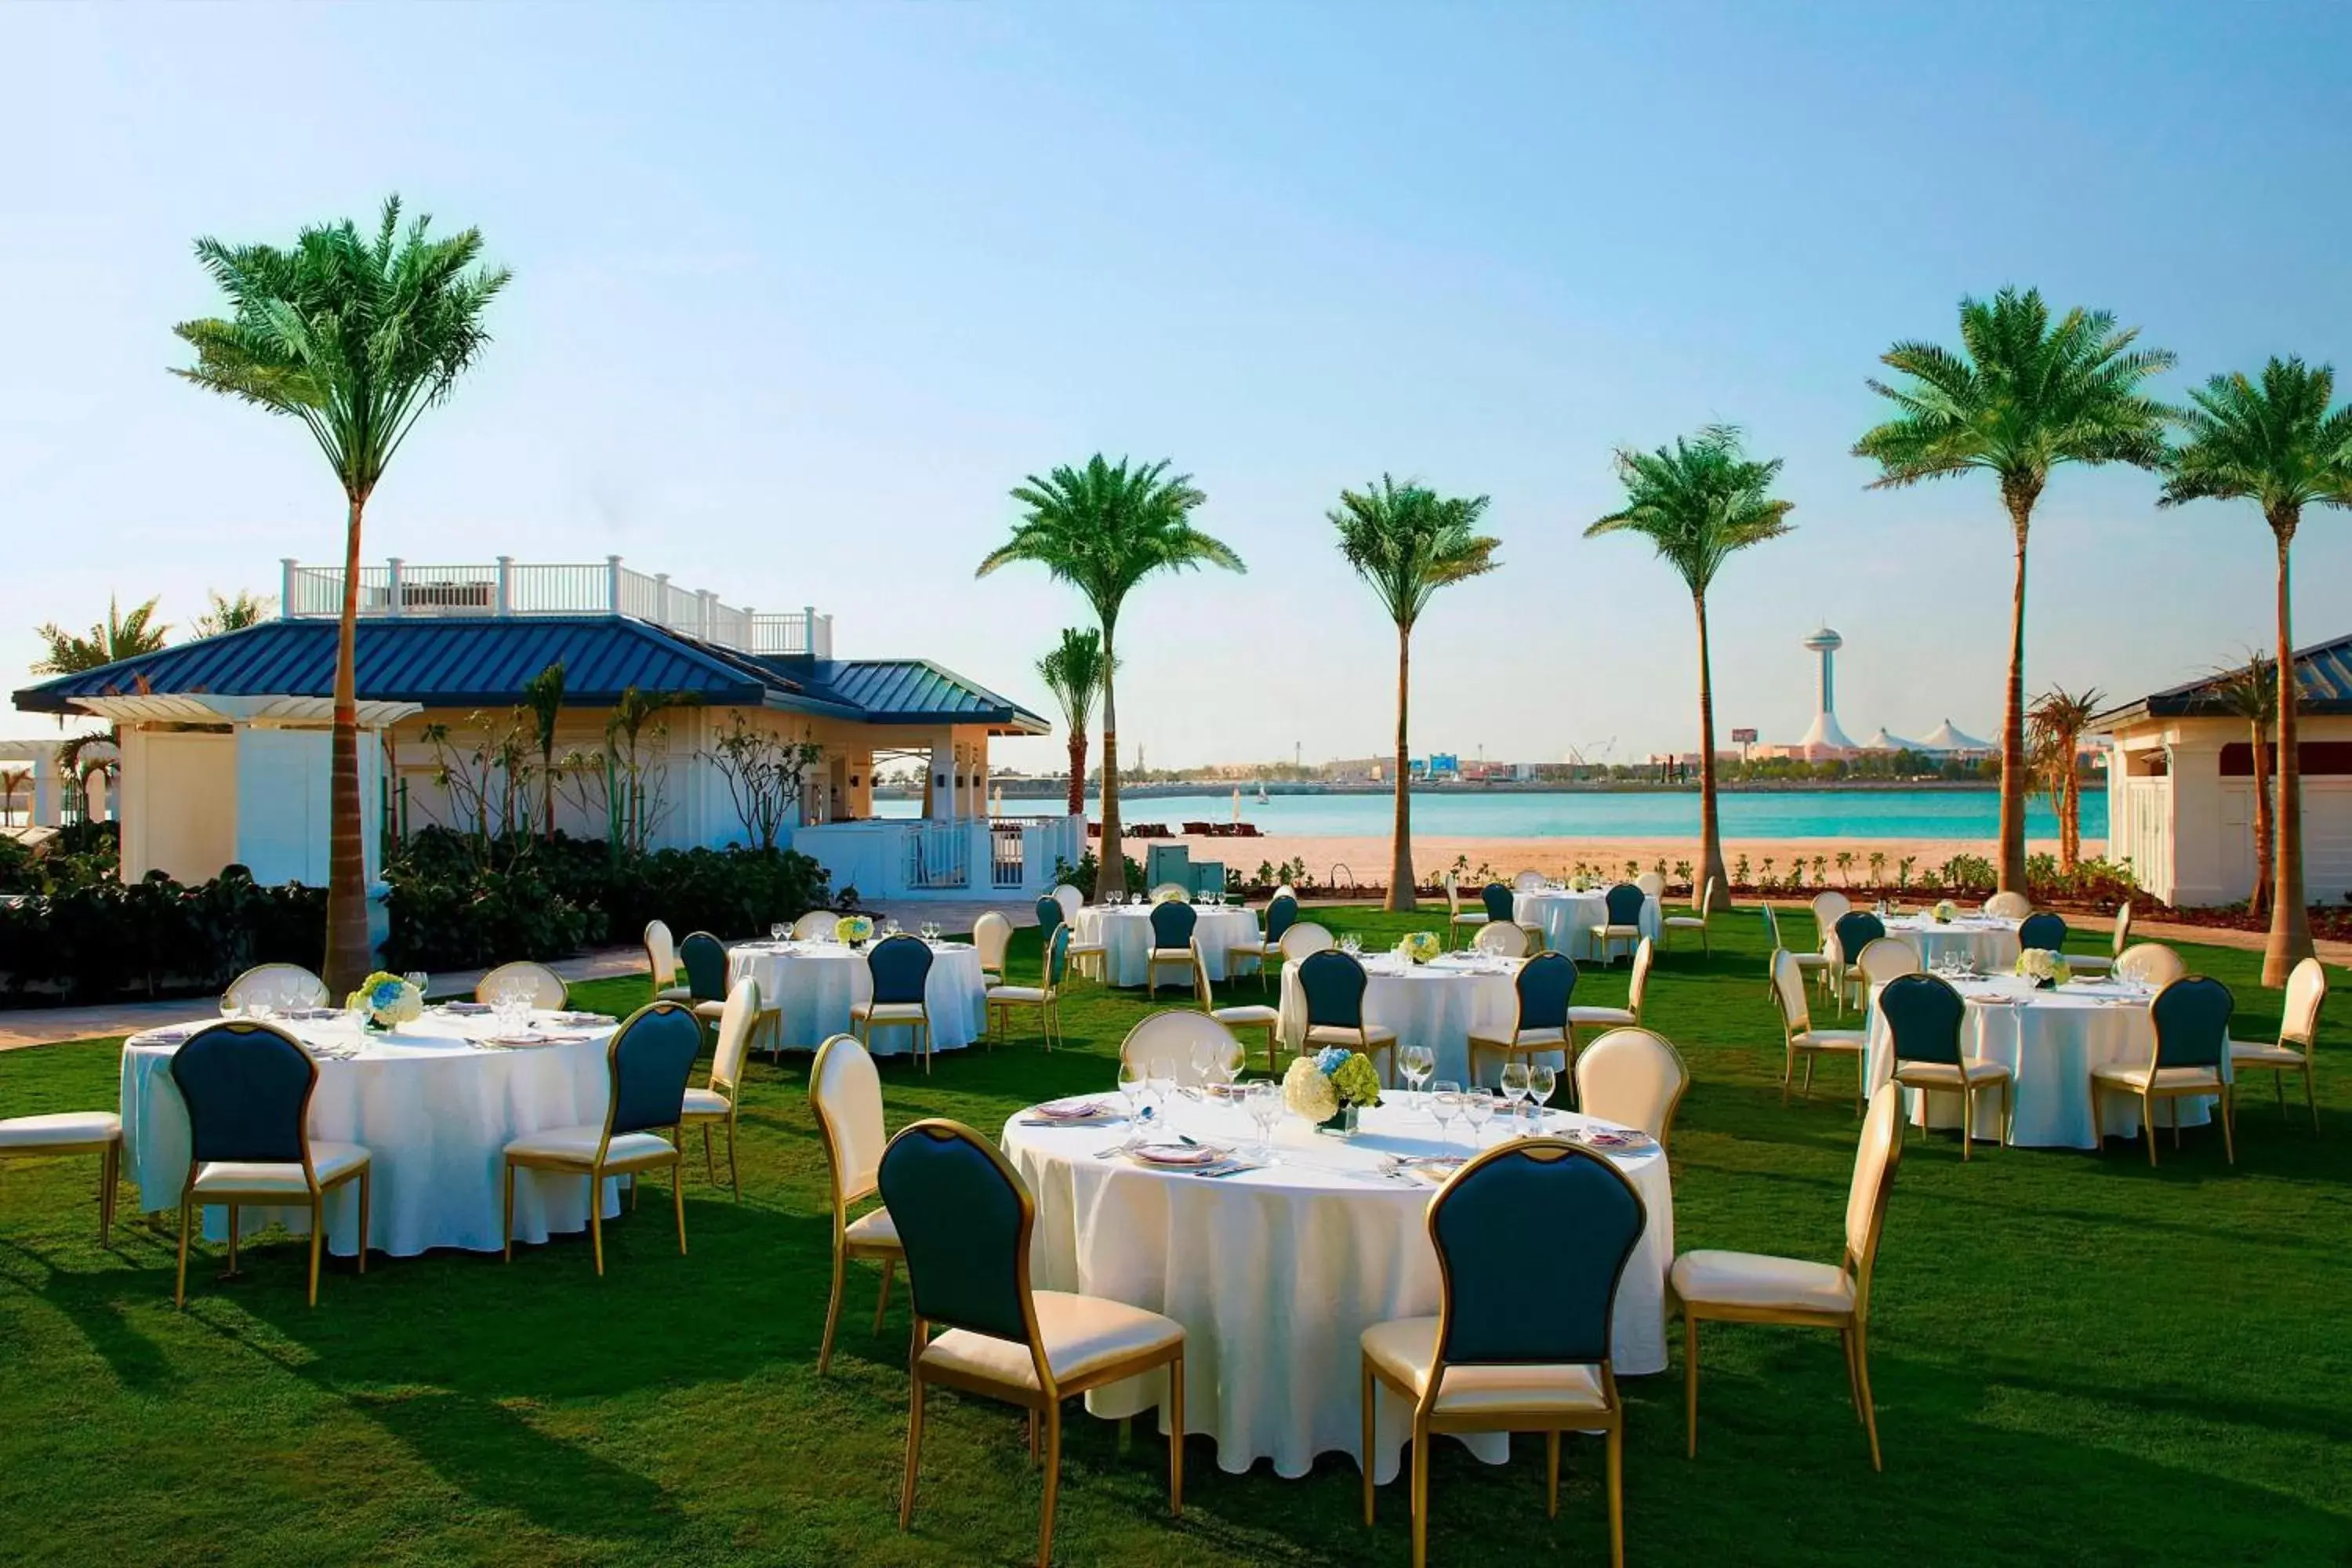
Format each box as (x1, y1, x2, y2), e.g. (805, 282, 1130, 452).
(1860, 726, 1930, 752)
(1919, 718, 1992, 752)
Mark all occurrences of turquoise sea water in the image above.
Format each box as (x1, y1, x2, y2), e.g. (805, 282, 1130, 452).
(882, 787, 2105, 841)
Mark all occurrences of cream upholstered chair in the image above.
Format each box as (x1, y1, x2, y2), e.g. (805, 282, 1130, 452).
(880, 1120, 1185, 1567)
(502, 1002, 698, 1275)
(1473, 920, 1530, 958)
(1051, 884, 1085, 924)
(1574, 1028, 1690, 1149)
(2092, 975, 2237, 1167)
(223, 963, 329, 1011)
(1148, 881, 1191, 903)
(1671, 1083, 1906, 1470)
(169, 1021, 372, 1308)
(2231, 956, 2327, 1131)
(971, 911, 1013, 986)
(1661, 877, 1719, 953)
(1361, 1139, 1646, 1568)
(476, 960, 568, 1010)
(1983, 890, 2033, 920)
(1120, 1010, 1238, 1088)
(793, 909, 841, 941)
(1468, 952, 1576, 1085)
(1298, 950, 1399, 1085)
(1762, 902, 1830, 1001)
(1809, 891, 1852, 1001)
(1881, 973, 2011, 1160)
(1, 1100, 123, 1244)
(987, 926, 1069, 1050)
(2115, 942, 2187, 989)
(1441, 873, 1489, 948)
(1853, 936, 1920, 993)
(681, 977, 757, 1200)
(1513, 869, 1548, 892)
(644, 920, 692, 1004)
(1635, 869, 1668, 900)
(1773, 949, 1867, 1110)
(1192, 938, 1280, 1069)
(1279, 921, 1336, 963)
(1567, 938, 1653, 1042)
(811, 1033, 902, 1375)
(2063, 900, 2131, 976)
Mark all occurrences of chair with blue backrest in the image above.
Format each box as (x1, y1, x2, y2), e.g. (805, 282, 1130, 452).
(1229, 891, 1298, 994)
(810, 1033, 903, 1375)
(1298, 949, 1399, 1086)
(1359, 1138, 1648, 1568)
(1593, 884, 1646, 967)
(2016, 912, 2067, 954)
(1467, 951, 1576, 1086)
(1040, 891, 1105, 984)
(679, 930, 732, 1047)
(880, 1120, 1186, 1567)
(502, 1001, 699, 1274)
(854, 933, 938, 1070)
(987, 925, 1071, 1051)
(2092, 975, 2237, 1167)
(169, 1021, 372, 1308)
(1034, 893, 1065, 949)
(1480, 882, 1515, 927)
(1145, 899, 1200, 996)
(1830, 910, 1887, 1011)
(1671, 1084, 1906, 1471)
(1881, 973, 2012, 1160)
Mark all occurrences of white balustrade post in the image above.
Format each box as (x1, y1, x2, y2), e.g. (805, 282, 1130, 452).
(804, 605, 817, 658)
(697, 589, 716, 643)
(495, 555, 514, 615)
(387, 557, 405, 617)
(280, 557, 297, 618)
(654, 574, 671, 633)
(607, 555, 624, 614)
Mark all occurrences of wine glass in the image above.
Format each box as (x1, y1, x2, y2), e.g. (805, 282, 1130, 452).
(770, 922, 787, 943)
(1214, 1037, 1247, 1094)
(1247, 1080, 1281, 1160)
(1145, 1062, 1175, 1124)
(217, 994, 242, 1022)
(1430, 1081, 1462, 1146)
(1399, 1044, 1434, 1100)
(1462, 1087, 1497, 1146)
(404, 971, 430, 1004)
(1528, 1063, 1557, 1123)
(1116, 1059, 1146, 1123)
(1499, 1062, 1531, 1126)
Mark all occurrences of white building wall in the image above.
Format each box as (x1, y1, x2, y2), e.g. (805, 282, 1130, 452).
(119, 729, 238, 883)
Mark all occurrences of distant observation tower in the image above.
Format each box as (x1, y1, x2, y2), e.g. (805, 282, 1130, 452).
(1796, 626, 1858, 753)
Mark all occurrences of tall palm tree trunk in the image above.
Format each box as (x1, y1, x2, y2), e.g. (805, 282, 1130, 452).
(1693, 593, 1729, 904)
(2249, 719, 2273, 920)
(1996, 510, 2031, 893)
(1064, 731, 1087, 817)
(1094, 621, 1123, 902)
(2265, 520, 2310, 985)
(324, 495, 375, 993)
(1388, 624, 1417, 912)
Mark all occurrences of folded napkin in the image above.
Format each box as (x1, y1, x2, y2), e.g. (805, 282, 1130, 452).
(487, 1031, 593, 1048)
(131, 1026, 194, 1045)
(282, 1007, 342, 1021)
(441, 1001, 492, 1015)
(547, 1011, 612, 1026)
(1027, 1098, 1114, 1123)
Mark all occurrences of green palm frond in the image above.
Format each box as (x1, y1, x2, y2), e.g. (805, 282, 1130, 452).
(1585, 425, 1792, 594)
(976, 454, 1243, 627)
(1036, 628, 1111, 734)
(31, 596, 171, 675)
(1329, 475, 1501, 632)
(2160, 357, 2352, 523)
(191, 589, 270, 638)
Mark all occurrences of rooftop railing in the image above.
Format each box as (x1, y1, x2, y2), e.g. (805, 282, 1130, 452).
(278, 556, 833, 659)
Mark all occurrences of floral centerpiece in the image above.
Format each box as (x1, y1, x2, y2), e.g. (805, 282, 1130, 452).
(1932, 900, 1958, 924)
(835, 914, 875, 948)
(1283, 1047, 1385, 1136)
(346, 971, 423, 1031)
(2015, 949, 2069, 989)
(1396, 931, 1441, 966)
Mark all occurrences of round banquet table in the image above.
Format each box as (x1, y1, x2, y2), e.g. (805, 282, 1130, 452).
(1512, 889, 1662, 964)
(120, 1007, 627, 1256)
(1871, 914, 2020, 974)
(1277, 952, 1546, 1087)
(727, 939, 985, 1054)
(1003, 1094, 1672, 1481)
(1073, 905, 1261, 987)
(1864, 974, 2220, 1149)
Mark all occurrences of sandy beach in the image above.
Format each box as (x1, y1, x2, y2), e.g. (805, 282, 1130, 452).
(1175, 833, 2103, 887)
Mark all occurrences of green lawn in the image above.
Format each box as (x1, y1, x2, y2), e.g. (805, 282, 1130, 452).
(2, 911, 2347, 1566)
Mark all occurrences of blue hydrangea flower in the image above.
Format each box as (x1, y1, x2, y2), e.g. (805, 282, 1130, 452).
(370, 978, 404, 1010)
(1315, 1046, 1352, 1076)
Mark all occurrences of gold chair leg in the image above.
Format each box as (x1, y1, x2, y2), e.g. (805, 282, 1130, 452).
(2220, 1087, 2236, 1165)
(590, 1189, 606, 1276)
(728, 1122, 742, 1203)
(2144, 1093, 2160, 1167)
(673, 1165, 688, 1254)
(2307, 1064, 2318, 1133)
(1409, 1415, 1430, 1568)
(1606, 1422, 1625, 1568)
(225, 1203, 239, 1276)
(819, 1240, 847, 1376)
(702, 1125, 716, 1184)
(1360, 1360, 1377, 1525)
(307, 1197, 325, 1307)
(1854, 1322, 1883, 1471)
(1684, 1314, 1700, 1457)
(175, 1193, 193, 1308)
(503, 1163, 516, 1261)
(1037, 1401, 1062, 1568)
(357, 1168, 371, 1272)
(898, 1375, 926, 1530)
(1546, 1428, 1561, 1518)
(1842, 1327, 1864, 1421)
(873, 1257, 895, 1334)
(98, 1139, 119, 1247)
(1168, 1352, 1185, 1515)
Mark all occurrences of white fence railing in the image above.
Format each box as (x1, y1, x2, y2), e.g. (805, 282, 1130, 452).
(902, 822, 973, 891)
(281, 556, 833, 659)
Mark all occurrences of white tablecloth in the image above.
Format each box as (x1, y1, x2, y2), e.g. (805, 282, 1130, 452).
(1073, 906, 1261, 987)
(1512, 889, 1662, 963)
(1004, 1095, 1672, 1481)
(727, 941, 985, 1054)
(1864, 975, 2221, 1149)
(121, 1008, 626, 1256)
(1277, 953, 1540, 1087)
(1872, 916, 2020, 974)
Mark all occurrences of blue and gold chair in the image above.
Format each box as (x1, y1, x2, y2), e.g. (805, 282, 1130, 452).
(1479, 881, 1515, 931)
(988, 925, 1071, 1050)
(1671, 1084, 1906, 1470)
(810, 1033, 902, 1375)
(1298, 949, 1398, 1086)
(1882, 972, 2011, 1160)
(2092, 974, 2237, 1167)
(681, 977, 759, 1200)
(1829, 909, 1888, 1011)
(1771, 949, 1867, 1110)
(880, 1120, 1186, 1568)
(678, 929, 732, 1041)
(169, 1020, 372, 1308)
(1229, 891, 1298, 993)
(2016, 912, 2067, 954)
(853, 934, 936, 1070)
(1145, 900, 1199, 996)
(1466, 950, 1575, 1086)
(1360, 1138, 1647, 1568)
(1592, 884, 1646, 967)
(501, 1000, 699, 1274)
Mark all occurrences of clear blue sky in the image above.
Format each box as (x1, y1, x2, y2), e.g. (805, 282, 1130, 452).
(5, 2, 2348, 771)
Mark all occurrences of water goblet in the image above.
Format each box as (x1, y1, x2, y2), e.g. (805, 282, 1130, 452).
(1247, 1080, 1281, 1160)
(217, 995, 242, 1022)
(1145, 1062, 1175, 1123)
(1527, 1063, 1557, 1122)
(1399, 1044, 1434, 1100)
(1214, 1038, 1247, 1094)
(770, 922, 787, 943)
(404, 971, 430, 1004)
(1116, 1059, 1146, 1123)
(1430, 1083, 1462, 1148)
(1498, 1062, 1531, 1123)
(1462, 1087, 1497, 1146)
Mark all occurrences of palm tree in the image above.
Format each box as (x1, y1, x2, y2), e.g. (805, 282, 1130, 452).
(1330, 476, 1500, 910)
(1855, 287, 2174, 895)
(174, 196, 510, 992)
(2203, 652, 2278, 919)
(192, 589, 271, 638)
(31, 596, 169, 674)
(1586, 426, 1791, 903)
(977, 456, 1243, 900)
(523, 661, 568, 841)
(2161, 358, 2352, 982)
(1036, 629, 1111, 817)
(2026, 685, 2103, 873)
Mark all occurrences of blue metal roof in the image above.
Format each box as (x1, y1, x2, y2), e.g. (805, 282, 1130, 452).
(2092, 630, 2352, 727)
(12, 616, 1048, 732)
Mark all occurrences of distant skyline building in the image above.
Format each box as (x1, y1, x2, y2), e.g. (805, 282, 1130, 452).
(1795, 626, 1859, 756)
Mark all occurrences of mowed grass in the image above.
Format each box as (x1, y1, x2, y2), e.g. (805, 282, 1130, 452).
(2, 909, 2348, 1567)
